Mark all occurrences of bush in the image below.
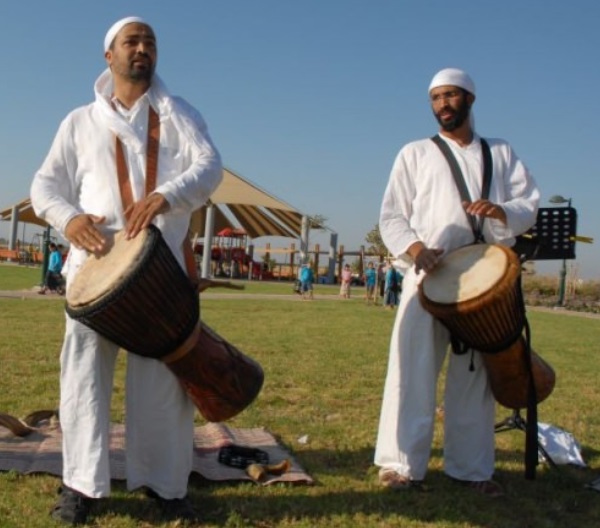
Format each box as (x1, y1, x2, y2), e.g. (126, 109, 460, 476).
(522, 275, 600, 312)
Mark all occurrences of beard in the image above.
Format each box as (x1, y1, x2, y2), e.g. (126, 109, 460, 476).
(128, 61, 155, 82)
(111, 51, 155, 83)
(434, 99, 471, 132)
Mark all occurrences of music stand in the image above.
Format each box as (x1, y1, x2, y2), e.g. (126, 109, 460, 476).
(495, 206, 578, 473)
(512, 206, 577, 261)
(495, 409, 558, 469)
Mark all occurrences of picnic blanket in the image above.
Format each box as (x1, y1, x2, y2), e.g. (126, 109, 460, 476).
(0, 412, 313, 486)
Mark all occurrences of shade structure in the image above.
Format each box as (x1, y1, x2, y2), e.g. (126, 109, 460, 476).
(3, 168, 304, 241)
(189, 167, 303, 240)
(0, 198, 48, 228)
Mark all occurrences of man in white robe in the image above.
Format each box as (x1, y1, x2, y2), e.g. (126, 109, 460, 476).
(30, 17, 222, 524)
(374, 68, 539, 497)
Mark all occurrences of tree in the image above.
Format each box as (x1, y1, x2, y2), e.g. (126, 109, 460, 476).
(365, 224, 387, 257)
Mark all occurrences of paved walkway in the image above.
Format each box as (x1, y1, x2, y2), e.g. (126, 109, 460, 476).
(0, 289, 336, 302)
(1, 289, 599, 319)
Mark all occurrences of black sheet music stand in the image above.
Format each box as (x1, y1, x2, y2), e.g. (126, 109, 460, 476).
(495, 409, 558, 469)
(495, 206, 578, 473)
(512, 206, 577, 261)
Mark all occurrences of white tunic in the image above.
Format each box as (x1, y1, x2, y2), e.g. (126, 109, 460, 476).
(375, 134, 539, 481)
(30, 73, 222, 499)
(31, 71, 222, 278)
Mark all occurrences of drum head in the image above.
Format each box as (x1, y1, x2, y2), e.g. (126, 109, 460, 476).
(66, 229, 151, 308)
(421, 244, 508, 304)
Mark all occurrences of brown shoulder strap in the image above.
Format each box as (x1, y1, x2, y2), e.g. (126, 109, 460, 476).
(115, 106, 160, 219)
(183, 240, 199, 283)
(115, 138, 134, 219)
(114, 105, 198, 283)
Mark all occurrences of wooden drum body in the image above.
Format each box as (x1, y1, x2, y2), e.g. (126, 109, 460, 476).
(418, 244, 555, 409)
(481, 336, 555, 410)
(66, 226, 198, 358)
(66, 225, 264, 422)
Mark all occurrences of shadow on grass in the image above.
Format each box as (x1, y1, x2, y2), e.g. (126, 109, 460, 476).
(185, 455, 600, 528)
(35, 443, 600, 527)
(32, 436, 600, 527)
(91, 445, 600, 527)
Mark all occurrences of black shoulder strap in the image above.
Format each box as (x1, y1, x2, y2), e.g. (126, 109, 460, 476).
(430, 135, 493, 243)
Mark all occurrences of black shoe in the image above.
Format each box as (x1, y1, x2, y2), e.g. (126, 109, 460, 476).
(51, 486, 93, 525)
(146, 488, 200, 522)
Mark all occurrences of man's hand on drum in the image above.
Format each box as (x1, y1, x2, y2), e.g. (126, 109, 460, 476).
(65, 214, 107, 253)
(463, 200, 507, 225)
(124, 193, 170, 239)
(409, 242, 444, 274)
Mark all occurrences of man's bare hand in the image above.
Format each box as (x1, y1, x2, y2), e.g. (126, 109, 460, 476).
(124, 193, 169, 239)
(463, 200, 507, 225)
(415, 248, 444, 273)
(408, 242, 444, 273)
(65, 214, 107, 253)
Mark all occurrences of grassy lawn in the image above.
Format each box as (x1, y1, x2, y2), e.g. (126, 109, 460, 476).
(1, 264, 600, 527)
(0, 263, 342, 297)
(0, 263, 44, 291)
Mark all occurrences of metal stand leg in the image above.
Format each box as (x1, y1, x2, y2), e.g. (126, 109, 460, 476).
(495, 409, 558, 469)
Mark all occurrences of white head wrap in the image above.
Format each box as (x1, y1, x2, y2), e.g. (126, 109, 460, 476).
(104, 16, 147, 52)
(428, 68, 476, 96)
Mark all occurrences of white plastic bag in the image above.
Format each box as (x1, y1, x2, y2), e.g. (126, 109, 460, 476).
(537, 422, 586, 467)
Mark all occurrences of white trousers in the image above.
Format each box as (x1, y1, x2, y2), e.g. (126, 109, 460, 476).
(60, 316, 195, 499)
(374, 271, 496, 481)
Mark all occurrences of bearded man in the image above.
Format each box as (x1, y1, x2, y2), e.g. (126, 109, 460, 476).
(374, 68, 540, 497)
(31, 17, 222, 524)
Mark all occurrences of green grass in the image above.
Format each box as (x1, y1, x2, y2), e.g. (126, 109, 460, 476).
(0, 263, 43, 291)
(1, 266, 600, 527)
(0, 263, 344, 297)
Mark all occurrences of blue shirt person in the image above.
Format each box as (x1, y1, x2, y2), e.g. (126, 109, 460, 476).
(299, 263, 314, 300)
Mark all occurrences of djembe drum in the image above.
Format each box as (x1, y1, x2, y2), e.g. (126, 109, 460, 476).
(65, 225, 264, 422)
(418, 243, 555, 409)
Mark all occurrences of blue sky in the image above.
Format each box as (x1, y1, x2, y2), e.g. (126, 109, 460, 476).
(1, 1, 598, 278)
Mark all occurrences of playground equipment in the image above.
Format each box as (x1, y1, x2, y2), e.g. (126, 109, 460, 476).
(194, 227, 260, 279)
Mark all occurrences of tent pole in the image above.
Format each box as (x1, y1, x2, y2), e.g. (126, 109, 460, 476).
(8, 206, 19, 253)
(300, 215, 309, 263)
(40, 226, 52, 286)
(201, 204, 215, 278)
(327, 232, 338, 285)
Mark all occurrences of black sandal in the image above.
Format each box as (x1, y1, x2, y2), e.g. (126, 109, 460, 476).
(51, 486, 93, 525)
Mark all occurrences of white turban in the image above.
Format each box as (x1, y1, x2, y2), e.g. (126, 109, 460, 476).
(104, 16, 148, 52)
(428, 68, 476, 96)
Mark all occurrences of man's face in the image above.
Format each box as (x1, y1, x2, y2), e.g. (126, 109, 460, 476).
(430, 85, 473, 132)
(105, 23, 157, 83)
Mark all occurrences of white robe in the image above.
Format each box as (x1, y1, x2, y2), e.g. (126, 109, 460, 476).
(30, 72, 222, 499)
(374, 134, 539, 481)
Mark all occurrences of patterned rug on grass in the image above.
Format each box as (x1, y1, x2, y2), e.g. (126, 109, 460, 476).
(0, 413, 313, 486)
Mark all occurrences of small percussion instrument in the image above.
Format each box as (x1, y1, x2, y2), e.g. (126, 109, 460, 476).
(65, 225, 264, 422)
(418, 243, 555, 409)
